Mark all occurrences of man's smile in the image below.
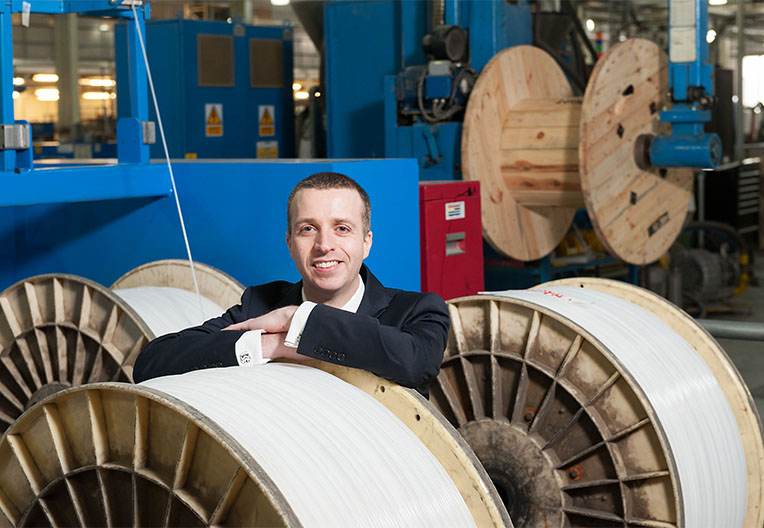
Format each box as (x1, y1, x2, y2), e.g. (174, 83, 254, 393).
(314, 260, 340, 270)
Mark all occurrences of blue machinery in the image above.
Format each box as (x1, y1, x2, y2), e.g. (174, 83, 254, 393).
(1, 1, 420, 292)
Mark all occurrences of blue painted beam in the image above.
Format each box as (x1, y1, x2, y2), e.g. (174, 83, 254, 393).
(0, 164, 171, 207)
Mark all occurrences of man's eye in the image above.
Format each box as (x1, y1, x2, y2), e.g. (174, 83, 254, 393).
(337, 226, 350, 233)
(301, 226, 315, 233)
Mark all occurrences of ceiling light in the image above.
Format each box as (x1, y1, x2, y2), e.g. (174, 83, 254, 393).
(586, 19, 595, 32)
(12, 91, 19, 99)
(709, 0, 727, 5)
(32, 73, 59, 83)
(13, 77, 24, 86)
(271, 0, 289, 5)
(292, 82, 302, 91)
(706, 29, 717, 43)
(79, 78, 116, 87)
(98, 23, 110, 32)
(82, 92, 111, 100)
(35, 88, 60, 101)
(295, 91, 309, 100)
(314, 91, 321, 98)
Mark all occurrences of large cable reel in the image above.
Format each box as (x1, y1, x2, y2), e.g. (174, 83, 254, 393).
(430, 279, 764, 527)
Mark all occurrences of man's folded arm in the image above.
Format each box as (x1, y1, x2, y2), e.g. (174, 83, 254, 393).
(295, 292, 449, 389)
(132, 292, 252, 383)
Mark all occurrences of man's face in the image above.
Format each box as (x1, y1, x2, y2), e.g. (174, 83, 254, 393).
(287, 187, 372, 305)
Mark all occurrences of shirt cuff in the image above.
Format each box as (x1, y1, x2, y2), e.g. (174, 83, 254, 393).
(284, 301, 317, 348)
(235, 329, 269, 366)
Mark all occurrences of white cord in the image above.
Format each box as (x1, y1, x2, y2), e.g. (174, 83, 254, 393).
(488, 286, 746, 527)
(113, 286, 224, 337)
(141, 364, 477, 527)
(130, 4, 203, 315)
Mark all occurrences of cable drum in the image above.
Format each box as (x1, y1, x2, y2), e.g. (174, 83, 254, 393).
(498, 286, 746, 526)
(0, 260, 244, 434)
(0, 363, 511, 526)
(430, 278, 763, 527)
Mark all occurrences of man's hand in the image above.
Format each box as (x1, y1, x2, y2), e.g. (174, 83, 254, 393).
(222, 305, 299, 333)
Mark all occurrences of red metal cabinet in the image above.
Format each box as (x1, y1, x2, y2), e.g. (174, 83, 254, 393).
(419, 181, 483, 300)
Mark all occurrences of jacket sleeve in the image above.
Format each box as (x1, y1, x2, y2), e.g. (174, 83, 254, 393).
(295, 291, 449, 392)
(132, 289, 256, 383)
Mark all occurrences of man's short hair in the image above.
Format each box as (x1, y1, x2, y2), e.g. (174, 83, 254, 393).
(287, 172, 371, 234)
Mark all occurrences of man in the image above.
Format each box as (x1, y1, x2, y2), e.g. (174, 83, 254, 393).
(133, 172, 449, 396)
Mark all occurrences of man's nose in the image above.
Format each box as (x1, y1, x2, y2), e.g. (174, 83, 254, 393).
(314, 230, 334, 251)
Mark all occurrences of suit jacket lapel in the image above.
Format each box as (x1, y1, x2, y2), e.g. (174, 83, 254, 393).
(357, 265, 390, 317)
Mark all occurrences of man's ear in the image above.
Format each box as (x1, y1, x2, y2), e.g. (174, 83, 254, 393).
(286, 231, 292, 253)
(363, 230, 372, 259)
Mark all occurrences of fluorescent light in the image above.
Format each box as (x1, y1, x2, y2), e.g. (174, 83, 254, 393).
(295, 91, 309, 100)
(32, 73, 59, 83)
(82, 92, 111, 100)
(271, 0, 289, 5)
(98, 23, 110, 32)
(706, 29, 717, 43)
(35, 88, 60, 101)
(709, 0, 727, 5)
(586, 19, 595, 32)
(13, 77, 24, 86)
(292, 82, 302, 91)
(79, 78, 116, 87)
(12, 91, 19, 99)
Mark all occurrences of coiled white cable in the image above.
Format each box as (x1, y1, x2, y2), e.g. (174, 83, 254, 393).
(488, 286, 746, 527)
(113, 286, 224, 337)
(142, 364, 477, 527)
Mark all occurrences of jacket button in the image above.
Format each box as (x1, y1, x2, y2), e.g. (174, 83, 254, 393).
(337, 352, 346, 361)
(329, 351, 337, 360)
(321, 350, 329, 358)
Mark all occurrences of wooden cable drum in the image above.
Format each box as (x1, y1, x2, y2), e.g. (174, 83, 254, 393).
(0, 363, 511, 527)
(430, 279, 763, 527)
(462, 39, 693, 264)
(0, 261, 244, 434)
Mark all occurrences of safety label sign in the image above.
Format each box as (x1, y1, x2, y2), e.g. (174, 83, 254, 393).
(257, 140, 278, 159)
(205, 103, 223, 137)
(259, 105, 275, 136)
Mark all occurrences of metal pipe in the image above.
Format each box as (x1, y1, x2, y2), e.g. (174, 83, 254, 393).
(697, 319, 764, 342)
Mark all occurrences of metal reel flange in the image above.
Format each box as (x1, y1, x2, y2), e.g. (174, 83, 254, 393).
(111, 259, 245, 310)
(545, 277, 764, 528)
(431, 295, 681, 527)
(0, 275, 151, 434)
(0, 383, 295, 527)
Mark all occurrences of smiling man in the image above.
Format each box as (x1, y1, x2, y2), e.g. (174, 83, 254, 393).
(132, 172, 450, 396)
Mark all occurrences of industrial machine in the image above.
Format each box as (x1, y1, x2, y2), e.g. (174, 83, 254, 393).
(115, 18, 295, 159)
(321, 0, 722, 284)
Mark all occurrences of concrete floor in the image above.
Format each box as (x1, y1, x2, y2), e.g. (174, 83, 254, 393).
(708, 251, 764, 418)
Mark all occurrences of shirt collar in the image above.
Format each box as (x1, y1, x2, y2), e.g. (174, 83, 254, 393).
(301, 275, 365, 313)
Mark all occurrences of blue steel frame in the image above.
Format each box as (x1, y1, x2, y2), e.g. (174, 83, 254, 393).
(1, 0, 170, 205)
(651, 0, 721, 168)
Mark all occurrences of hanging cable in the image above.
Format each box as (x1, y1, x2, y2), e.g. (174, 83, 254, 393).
(130, 3, 203, 316)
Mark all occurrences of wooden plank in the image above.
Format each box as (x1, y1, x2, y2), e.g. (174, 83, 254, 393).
(505, 97, 581, 127)
(501, 126, 579, 150)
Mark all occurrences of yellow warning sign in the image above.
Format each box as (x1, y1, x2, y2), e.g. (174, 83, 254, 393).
(258, 105, 275, 137)
(257, 140, 278, 159)
(205, 103, 223, 137)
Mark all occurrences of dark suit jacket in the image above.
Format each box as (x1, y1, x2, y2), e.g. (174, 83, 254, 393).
(132, 265, 449, 396)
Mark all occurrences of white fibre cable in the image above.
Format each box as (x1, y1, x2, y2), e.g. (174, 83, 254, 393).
(113, 286, 224, 337)
(488, 286, 746, 527)
(130, 3, 202, 312)
(142, 364, 477, 527)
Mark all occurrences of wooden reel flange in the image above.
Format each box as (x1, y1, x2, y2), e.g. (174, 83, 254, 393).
(430, 279, 763, 527)
(462, 39, 693, 264)
(0, 364, 511, 527)
(0, 262, 244, 434)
